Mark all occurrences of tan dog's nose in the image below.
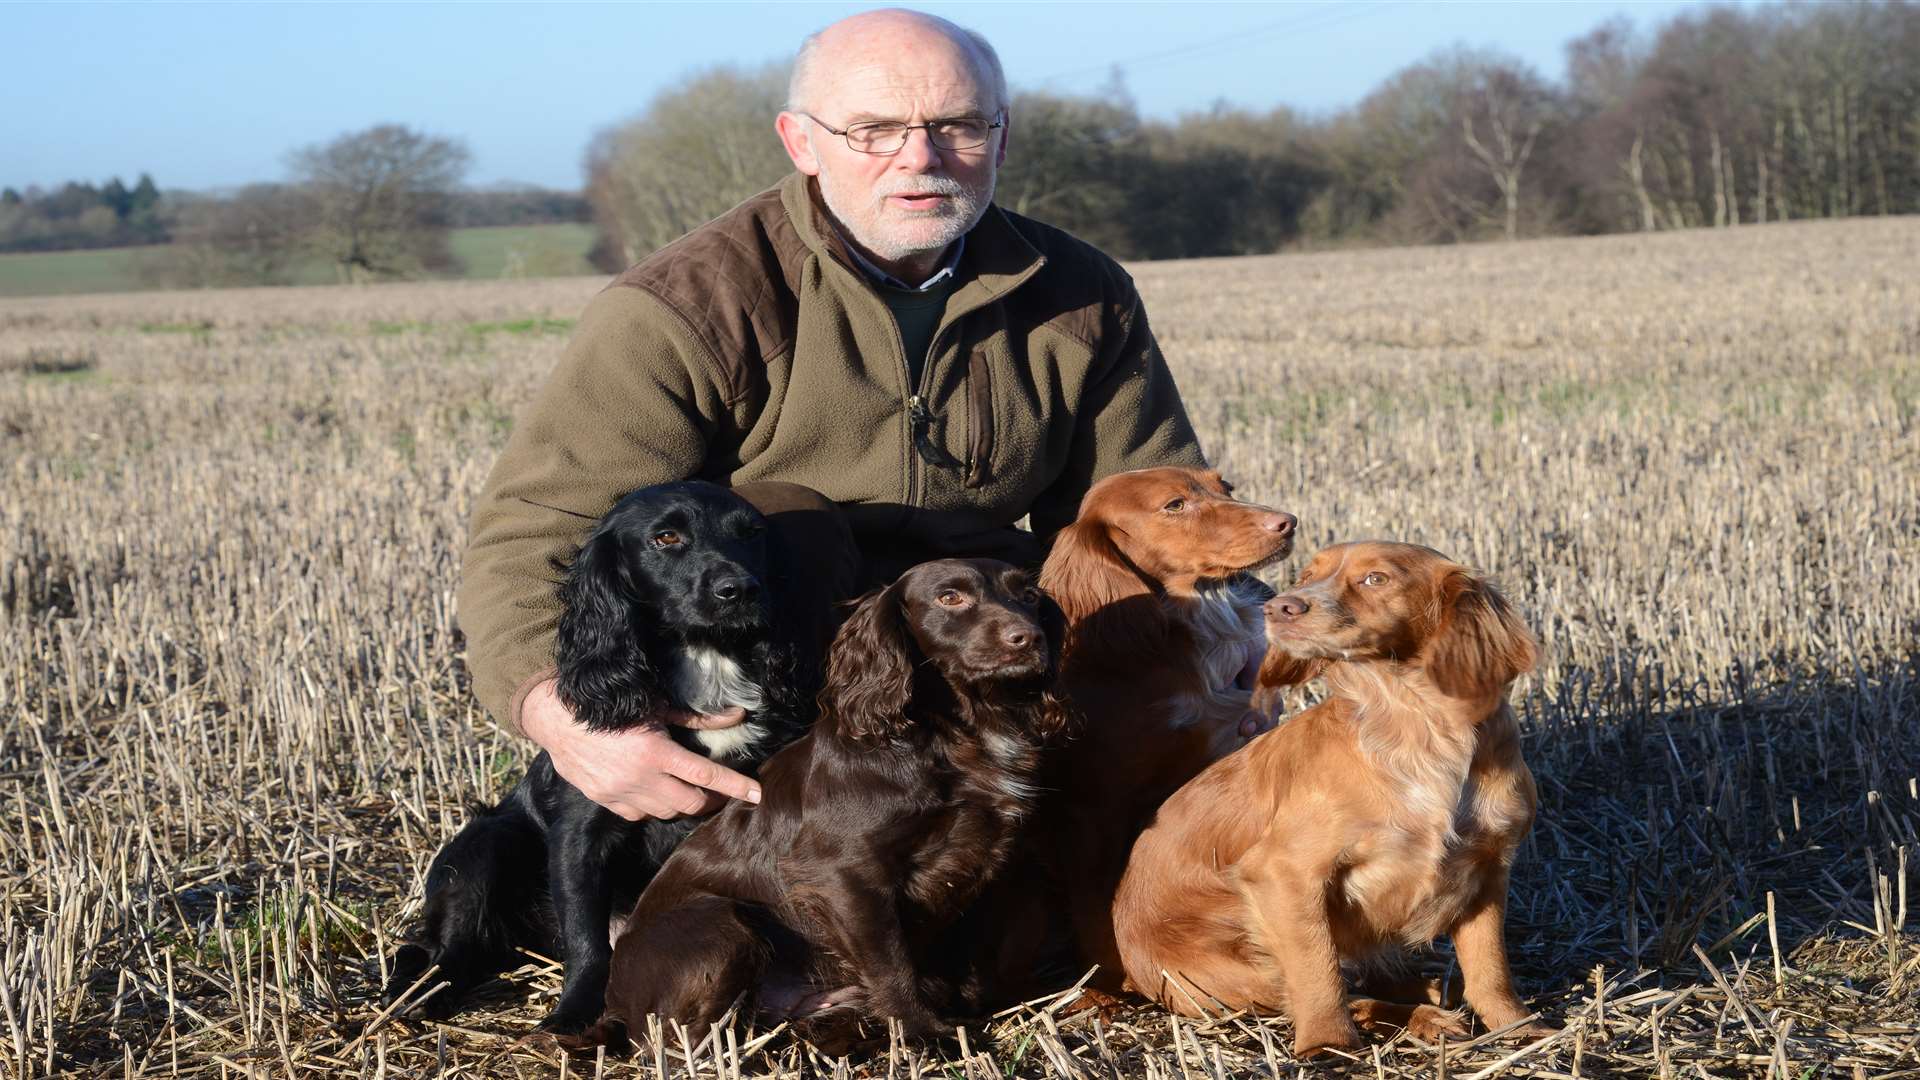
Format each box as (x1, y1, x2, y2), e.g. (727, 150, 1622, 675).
(1268, 594, 1310, 620)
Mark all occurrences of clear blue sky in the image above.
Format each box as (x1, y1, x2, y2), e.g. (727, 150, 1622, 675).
(6, 1, 1722, 193)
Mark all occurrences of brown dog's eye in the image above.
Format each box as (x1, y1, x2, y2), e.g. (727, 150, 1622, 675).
(651, 530, 682, 548)
(1361, 571, 1388, 586)
(937, 589, 967, 607)
(1163, 498, 1186, 512)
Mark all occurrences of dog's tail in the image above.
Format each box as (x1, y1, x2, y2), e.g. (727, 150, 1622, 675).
(385, 801, 550, 1018)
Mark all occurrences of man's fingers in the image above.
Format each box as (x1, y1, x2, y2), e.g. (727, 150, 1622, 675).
(659, 742, 762, 804)
(669, 706, 749, 731)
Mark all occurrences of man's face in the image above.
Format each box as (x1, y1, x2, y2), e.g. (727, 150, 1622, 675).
(778, 34, 1005, 272)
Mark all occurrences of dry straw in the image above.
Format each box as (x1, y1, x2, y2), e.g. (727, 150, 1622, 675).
(2, 217, 1915, 1077)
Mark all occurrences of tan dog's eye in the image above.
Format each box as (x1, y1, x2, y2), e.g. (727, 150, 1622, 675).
(937, 590, 967, 607)
(1162, 497, 1186, 512)
(1361, 571, 1389, 586)
(651, 530, 682, 548)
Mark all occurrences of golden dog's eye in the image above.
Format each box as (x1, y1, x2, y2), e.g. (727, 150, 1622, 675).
(937, 589, 966, 607)
(651, 530, 682, 548)
(1163, 497, 1186, 512)
(1361, 571, 1389, 586)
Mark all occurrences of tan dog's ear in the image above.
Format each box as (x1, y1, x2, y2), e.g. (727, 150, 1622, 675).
(1426, 570, 1538, 700)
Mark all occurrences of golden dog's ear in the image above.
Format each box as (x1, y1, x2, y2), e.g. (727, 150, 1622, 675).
(1040, 516, 1146, 625)
(1426, 570, 1538, 701)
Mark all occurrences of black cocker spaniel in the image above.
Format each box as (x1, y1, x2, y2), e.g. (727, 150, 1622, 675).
(385, 481, 831, 1035)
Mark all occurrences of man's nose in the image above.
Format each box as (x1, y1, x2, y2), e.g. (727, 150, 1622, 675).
(892, 126, 940, 170)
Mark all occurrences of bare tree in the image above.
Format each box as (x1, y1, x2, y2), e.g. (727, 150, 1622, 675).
(1459, 64, 1555, 241)
(137, 184, 315, 288)
(583, 64, 791, 270)
(288, 124, 471, 282)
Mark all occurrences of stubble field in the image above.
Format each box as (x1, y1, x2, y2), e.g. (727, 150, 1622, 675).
(2, 217, 1916, 1078)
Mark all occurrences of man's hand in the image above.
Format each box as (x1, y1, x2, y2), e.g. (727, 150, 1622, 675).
(520, 679, 762, 821)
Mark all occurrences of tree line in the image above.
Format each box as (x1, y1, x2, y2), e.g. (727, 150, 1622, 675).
(589, 1, 1920, 269)
(11, 1, 1913, 285)
(0, 175, 166, 252)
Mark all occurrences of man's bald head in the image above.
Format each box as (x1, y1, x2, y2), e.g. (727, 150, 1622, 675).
(787, 8, 1007, 116)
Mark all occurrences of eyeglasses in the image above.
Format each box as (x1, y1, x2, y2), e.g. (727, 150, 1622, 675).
(801, 112, 1004, 155)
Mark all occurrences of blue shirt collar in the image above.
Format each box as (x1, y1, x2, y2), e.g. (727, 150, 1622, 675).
(839, 232, 965, 292)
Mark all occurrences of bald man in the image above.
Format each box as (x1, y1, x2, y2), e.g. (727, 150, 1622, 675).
(460, 9, 1207, 822)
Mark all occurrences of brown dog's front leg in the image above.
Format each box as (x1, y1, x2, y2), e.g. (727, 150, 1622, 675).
(1450, 869, 1553, 1039)
(1237, 855, 1359, 1058)
(808, 874, 951, 1038)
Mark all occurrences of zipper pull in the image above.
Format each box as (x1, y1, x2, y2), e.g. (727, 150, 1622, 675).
(907, 395, 963, 470)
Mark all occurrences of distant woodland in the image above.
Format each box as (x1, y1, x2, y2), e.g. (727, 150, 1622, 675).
(8, 2, 1915, 284)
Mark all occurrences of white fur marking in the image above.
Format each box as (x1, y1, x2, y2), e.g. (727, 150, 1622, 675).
(669, 645, 771, 761)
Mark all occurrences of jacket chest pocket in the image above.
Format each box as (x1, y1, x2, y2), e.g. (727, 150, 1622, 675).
(964, 347, 994, 488)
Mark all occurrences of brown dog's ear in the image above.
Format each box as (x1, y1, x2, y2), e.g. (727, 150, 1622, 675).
(1041, 516, 1166, 659)
(1426, 569, 1539, 701)
(1040, 518, 1144, 622)
(820, 581, 917, 742)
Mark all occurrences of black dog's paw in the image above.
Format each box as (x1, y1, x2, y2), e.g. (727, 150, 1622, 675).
(536, 1004, 604, 1039)
(383, 945, 433, 1004)
(384, 944, 461, 1019)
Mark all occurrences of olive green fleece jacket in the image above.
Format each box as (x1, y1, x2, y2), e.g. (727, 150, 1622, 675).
(460, 172, 1206, 731)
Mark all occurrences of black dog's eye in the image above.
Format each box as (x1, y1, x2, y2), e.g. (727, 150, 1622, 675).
(651, 530, 682, 549)
(936, 589, 968, 607)
(1163, 497, 1186, 513)
(1022, 587, 1041, 605)
(1361, 571, 1389, 586)
(739, 522, 765, 538)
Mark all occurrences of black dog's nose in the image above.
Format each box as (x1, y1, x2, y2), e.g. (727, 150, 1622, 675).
(710, 577, 760, 602)
(1268, 594, 1310, 619)
(1002, 625, 1032, 649)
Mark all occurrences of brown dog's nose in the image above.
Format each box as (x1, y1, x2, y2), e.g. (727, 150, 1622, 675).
(1268, 594, 1310, 620)
(1261, 512, 1297, 537)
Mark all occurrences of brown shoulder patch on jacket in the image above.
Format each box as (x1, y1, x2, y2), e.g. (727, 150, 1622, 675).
(606, 186, 808, 405)
(992, 210, 1126, 355)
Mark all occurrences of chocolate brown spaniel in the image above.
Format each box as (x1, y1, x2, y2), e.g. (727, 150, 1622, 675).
(574, 558, 1069, 1048)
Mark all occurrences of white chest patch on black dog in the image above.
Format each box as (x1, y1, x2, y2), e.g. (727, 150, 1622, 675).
(668, 645, 771, 761)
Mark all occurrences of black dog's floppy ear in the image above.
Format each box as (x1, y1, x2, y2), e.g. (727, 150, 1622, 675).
(820, 581, 917, 743)
(553, 523, 668, 731)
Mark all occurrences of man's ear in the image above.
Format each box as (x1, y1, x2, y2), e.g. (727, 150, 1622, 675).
(995, 109, 1010, 168)
(776, 112, 822, 175)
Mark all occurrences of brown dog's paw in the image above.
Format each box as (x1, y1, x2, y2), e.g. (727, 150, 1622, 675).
(1497, 1020, 1559, 1043)
(1058, 987, 1135, 1022)
(1404, 1005, 1473, 1043)
(1292, 1014, 1363, 1058)
(1349, 998, 1471, 1043)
